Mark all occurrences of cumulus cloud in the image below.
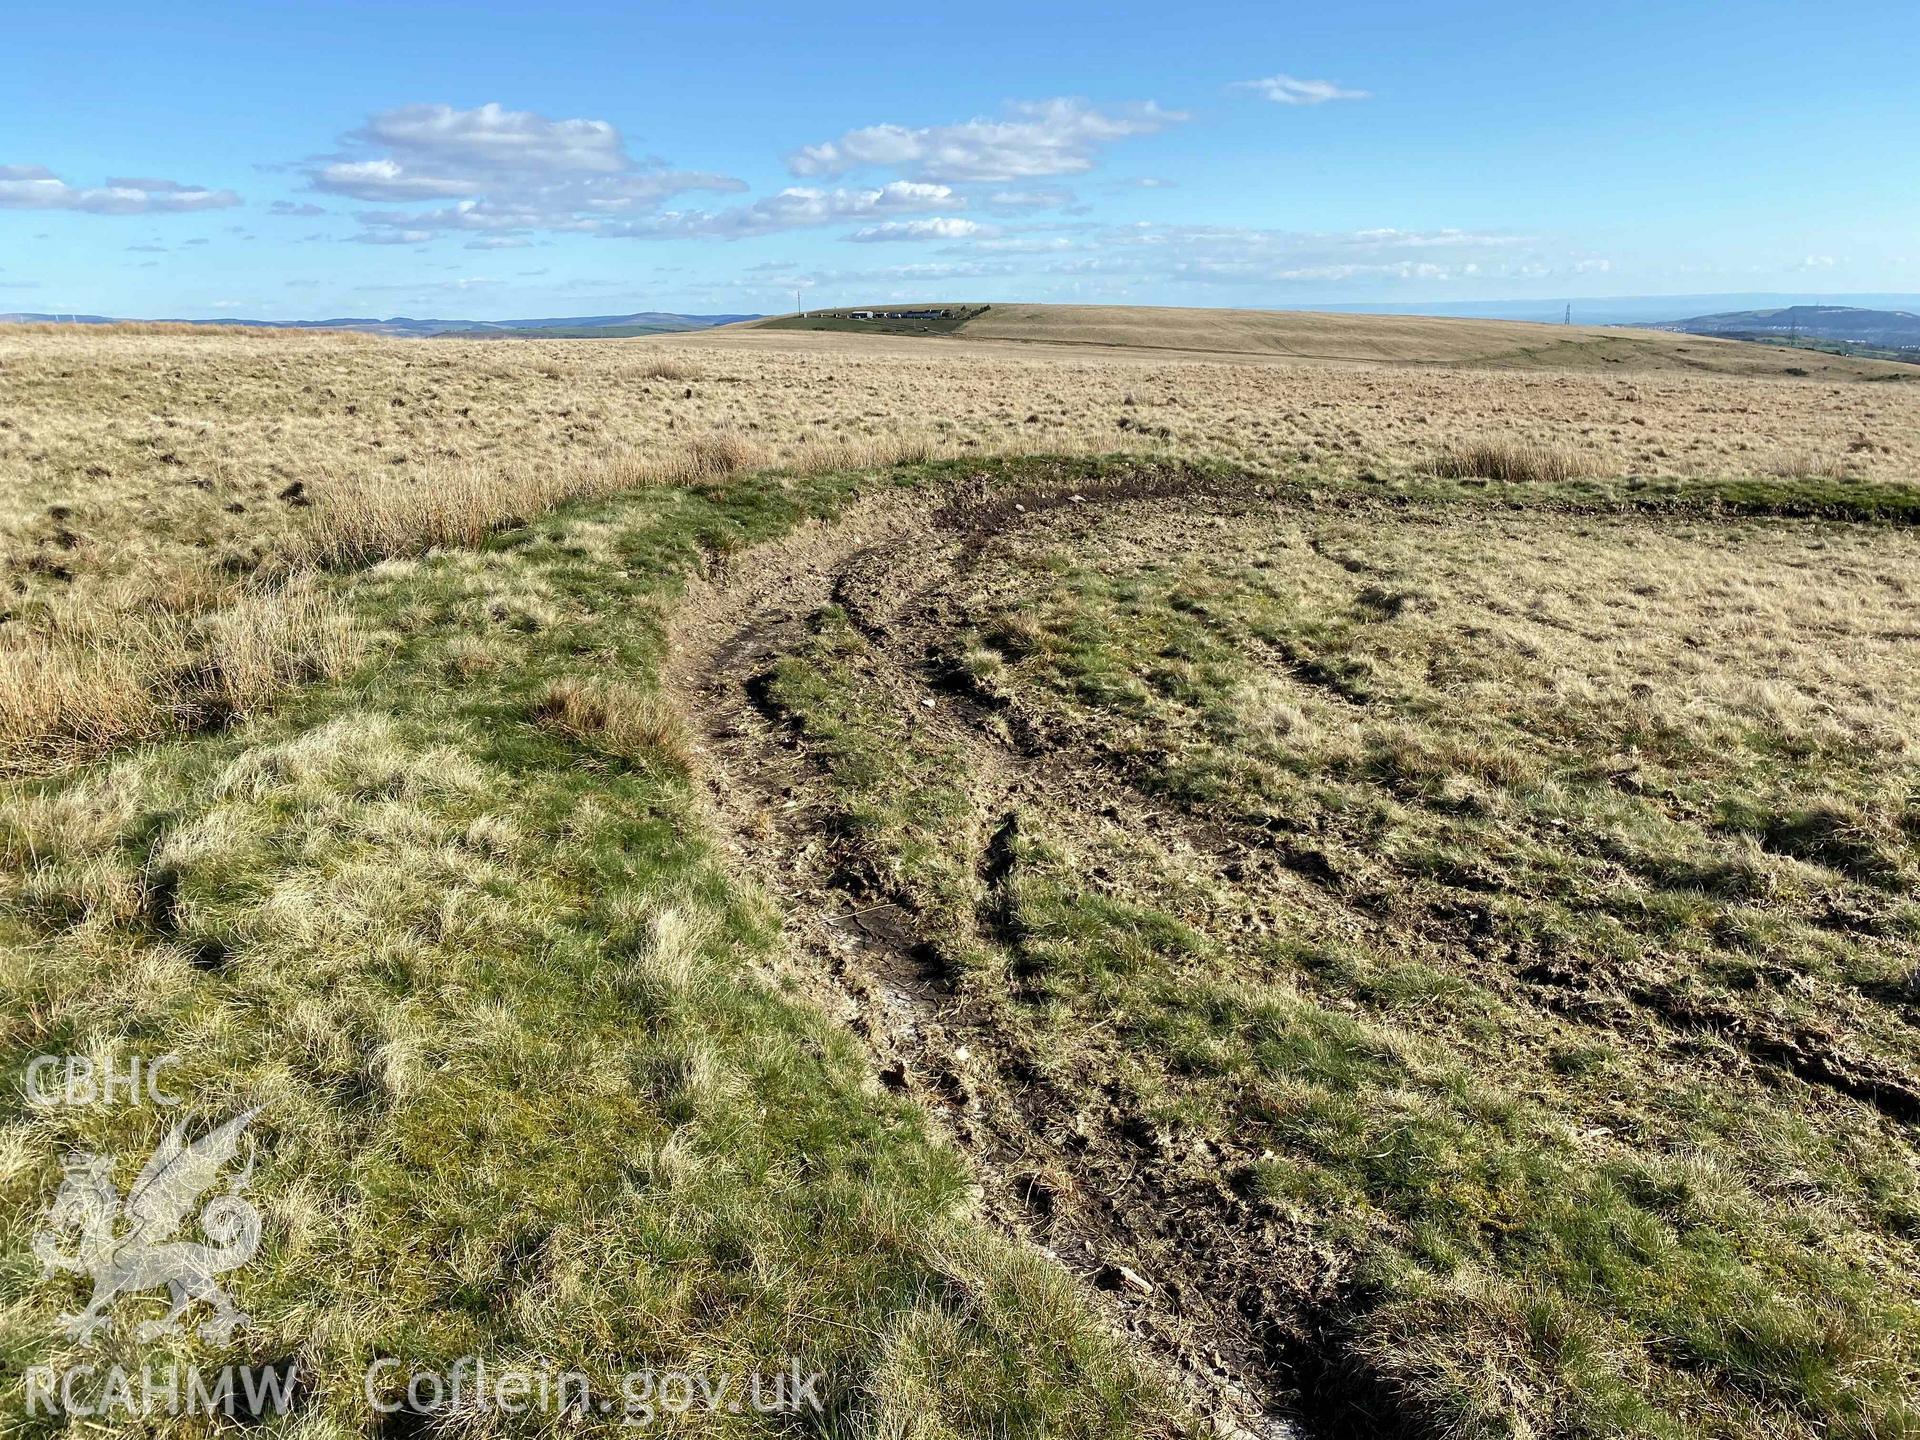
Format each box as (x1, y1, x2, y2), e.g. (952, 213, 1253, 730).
(356, 102, 627, 173)
(1233, 75, 1371, 105)
(844, 217, 986, 243)
(268, 201, 328, 217)
(788, 98, 1185, 182)
(309, 102, 745, 240)
(609, 181, 964, 240)
(0, 164, 240, 214)
(316, 159, 477, 202)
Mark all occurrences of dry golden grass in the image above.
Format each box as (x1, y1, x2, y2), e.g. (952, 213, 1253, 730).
(1, 321, 1914, 772)
(631, 356, 703, 382)
(0, 320, 377, 340)
(1430, 438, 1576, 483)
(0, 578, 358, 775)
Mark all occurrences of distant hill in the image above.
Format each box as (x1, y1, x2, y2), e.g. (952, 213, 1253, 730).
(0, 311, 759, 338)
(1647, 305, 1920, 353)
(732, 302, 1910, 379)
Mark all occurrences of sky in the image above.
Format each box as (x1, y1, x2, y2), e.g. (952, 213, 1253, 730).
(3, 0, 1916, 320)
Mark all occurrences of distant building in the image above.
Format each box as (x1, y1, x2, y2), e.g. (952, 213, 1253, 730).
(842, 308, 953, 322)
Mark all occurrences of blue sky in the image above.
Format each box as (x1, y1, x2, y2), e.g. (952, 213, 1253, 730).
(3, 0, 1915, 319)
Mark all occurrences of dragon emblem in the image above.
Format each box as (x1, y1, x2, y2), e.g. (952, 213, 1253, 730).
(33, 1108, 263, 1343)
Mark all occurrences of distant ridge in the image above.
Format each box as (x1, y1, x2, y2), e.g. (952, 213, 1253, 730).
(1642, 304, 1920, 356)
(731, 301, 1910, 379)
(0, 311, 760, 338)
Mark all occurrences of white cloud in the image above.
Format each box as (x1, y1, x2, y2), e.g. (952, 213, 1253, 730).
(969, 234, 1078, 254)
(610, 181, 964, 240)
(356, 102, 627, 174)
(1233, 75, 1371, 106)
(311, 102, 745, 240)
(348, 229, 434, 245)
(1345, 227, 1527, 249)
(0, 164, 240, 214)
(316, 159, 478, 201)
(788, 99, 1186, 182)
(353, 274, 508, 294)
(987, 187, 1077, 211)
(845, 217, 985, 243)
(1016, 221, 1593, 291)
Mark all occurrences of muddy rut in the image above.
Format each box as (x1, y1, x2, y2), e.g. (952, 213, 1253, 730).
(665, 469, 1375, 1439)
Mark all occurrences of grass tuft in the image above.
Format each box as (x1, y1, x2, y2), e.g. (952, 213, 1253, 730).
(0, 580, 359, 775)
(534, 676, 691, 772)
(1431, 439, 1577, 484)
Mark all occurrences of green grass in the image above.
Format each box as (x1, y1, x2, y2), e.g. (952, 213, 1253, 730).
(0, 460, 1179, 1438)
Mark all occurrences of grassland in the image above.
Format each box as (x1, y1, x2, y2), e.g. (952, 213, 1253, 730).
(2, 316, 1918, 1437)
(0, 458, 1177, 1439)
(4, 321, 1914, 773)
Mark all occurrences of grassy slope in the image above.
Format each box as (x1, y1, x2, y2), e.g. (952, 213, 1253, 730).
(744, 303, 1905, 379)
(0, 462, 1173, 1438)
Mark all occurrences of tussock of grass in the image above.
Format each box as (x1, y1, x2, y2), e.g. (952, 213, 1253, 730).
(300, 448, 664, 566)
(1430, 439, 1577, 484)
(1765, 449, 1855, 481)
(534, 676, 690, 771)
(631, 356, 702, 382)
(0, 580, 358, 775)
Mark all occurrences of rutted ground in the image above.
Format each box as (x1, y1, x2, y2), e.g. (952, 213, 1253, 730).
(669, 464, 1920, 1437)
